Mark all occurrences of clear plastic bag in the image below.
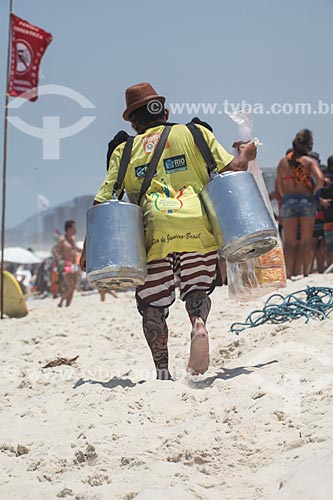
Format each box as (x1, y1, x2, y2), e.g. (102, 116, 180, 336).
(225, 110, 286, 301)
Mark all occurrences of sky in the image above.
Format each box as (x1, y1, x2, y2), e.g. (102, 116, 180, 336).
(0, 0, 332, 228)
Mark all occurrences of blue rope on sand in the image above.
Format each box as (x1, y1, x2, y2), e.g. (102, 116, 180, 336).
(229, 286, 333, 334)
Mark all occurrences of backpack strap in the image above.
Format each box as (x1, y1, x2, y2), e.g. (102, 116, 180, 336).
(138, 125, 173, 205)
(186, 122, 217, 172)
(112, 136, 134, 200)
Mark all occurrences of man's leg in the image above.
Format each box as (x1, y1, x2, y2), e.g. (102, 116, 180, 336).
(136, 255, 176, 380)
(185, 290, 211, 375)
(178, 250, 217, 376)
(65, 275, 76, 307)
(185, 289, 211, 325)
(139, 302, 172, 381)
(58, 273, 67, 307)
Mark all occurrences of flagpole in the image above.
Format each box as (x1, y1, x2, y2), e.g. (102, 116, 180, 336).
(1, 0, 14, 319)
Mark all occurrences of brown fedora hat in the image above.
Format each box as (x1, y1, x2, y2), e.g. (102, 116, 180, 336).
(123, 82, 165, 121)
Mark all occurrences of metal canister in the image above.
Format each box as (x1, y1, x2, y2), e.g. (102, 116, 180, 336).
(200, 171, 277, 262)
(86, 200, 147, 289)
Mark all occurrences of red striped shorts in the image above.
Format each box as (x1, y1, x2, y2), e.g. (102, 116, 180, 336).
(136, 250, 218, 308)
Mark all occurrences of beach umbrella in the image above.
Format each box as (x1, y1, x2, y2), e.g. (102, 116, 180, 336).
(34, 250, 52, 260)
(0, 247, 41, 264)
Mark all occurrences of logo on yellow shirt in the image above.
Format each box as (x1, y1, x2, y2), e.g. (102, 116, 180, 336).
(142, 133, 169, 154)
(151, 187, 184, 213)
(135, 164, 158, 179)
(164, 154, 188, 174)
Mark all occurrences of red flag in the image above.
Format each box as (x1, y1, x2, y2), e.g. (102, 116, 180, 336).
(8, 14, 53, 102)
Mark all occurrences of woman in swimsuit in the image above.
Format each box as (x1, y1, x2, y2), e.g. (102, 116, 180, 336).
(276, 129, 324, 278)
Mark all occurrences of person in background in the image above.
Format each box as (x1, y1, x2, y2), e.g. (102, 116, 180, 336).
(308, 152, 326, 273)
(33, 259, 49, 296)
(80, 82, 256, 380)
(321, 155, 333, 268)
(15, 266, 32, 295)
(274, 148, 293, 236)
(56, 220, 81, 307)
(276, 129, 324, 278)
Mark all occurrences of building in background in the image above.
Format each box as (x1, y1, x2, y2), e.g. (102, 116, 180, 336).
(6, 195, 94, 250)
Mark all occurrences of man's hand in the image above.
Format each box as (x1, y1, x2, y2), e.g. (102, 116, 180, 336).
(241, 141, 257, 161)
(225, 141, 257, 172)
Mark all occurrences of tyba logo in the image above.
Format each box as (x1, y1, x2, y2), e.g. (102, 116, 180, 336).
(7, 84, 96, 160)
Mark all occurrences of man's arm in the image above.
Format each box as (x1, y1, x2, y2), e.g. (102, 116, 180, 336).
(55, 237, 64, 261)
(195, 124, 256, 173)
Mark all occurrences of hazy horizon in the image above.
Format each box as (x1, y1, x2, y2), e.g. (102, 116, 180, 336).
(1, 0, 332, 228)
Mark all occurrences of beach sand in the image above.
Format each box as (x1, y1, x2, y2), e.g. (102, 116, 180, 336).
(1, 274, 333, 500)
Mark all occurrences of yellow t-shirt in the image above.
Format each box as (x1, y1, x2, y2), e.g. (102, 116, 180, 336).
(95, 123, 234, 262)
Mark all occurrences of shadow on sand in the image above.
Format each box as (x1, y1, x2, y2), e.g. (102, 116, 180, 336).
(73, 376, 145, 390)
(73, 360, 278, 390)
(186, 359, 278, 389)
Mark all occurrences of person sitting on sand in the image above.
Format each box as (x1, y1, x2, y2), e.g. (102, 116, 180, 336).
(80, 82, 256, 380)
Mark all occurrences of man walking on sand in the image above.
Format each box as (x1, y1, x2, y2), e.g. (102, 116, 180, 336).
(80, 82, 256, 380)
(56, 220, 81, 308)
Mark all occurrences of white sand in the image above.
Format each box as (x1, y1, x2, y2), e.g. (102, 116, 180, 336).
(1, 274, 333, 500)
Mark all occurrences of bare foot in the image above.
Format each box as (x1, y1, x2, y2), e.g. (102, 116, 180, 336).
(187, 318, 209, 376)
